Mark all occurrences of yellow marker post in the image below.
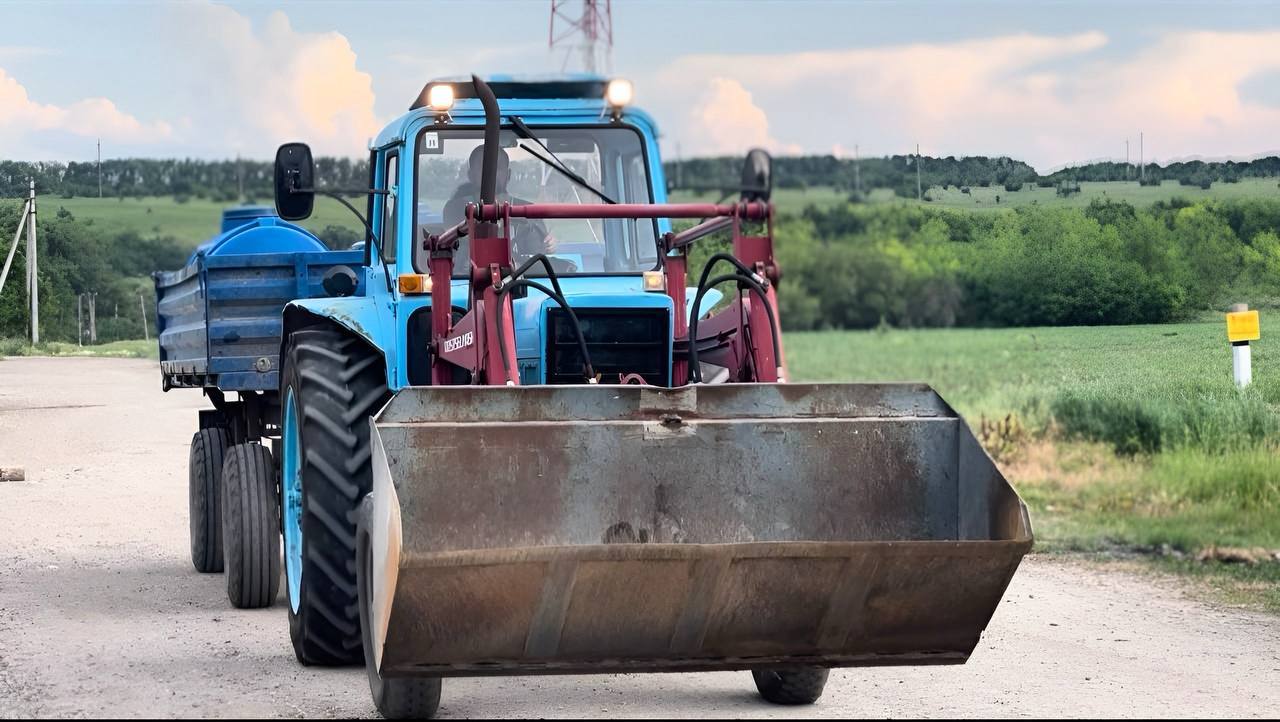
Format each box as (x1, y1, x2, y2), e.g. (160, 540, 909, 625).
(1227, 304, 1260, 387)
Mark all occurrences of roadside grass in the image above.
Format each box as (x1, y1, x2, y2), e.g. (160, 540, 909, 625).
(0, 337, 157, 359)
(790, 322, 1280, 610)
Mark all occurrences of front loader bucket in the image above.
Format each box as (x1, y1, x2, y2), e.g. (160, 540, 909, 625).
(364, 383, 1032, 677)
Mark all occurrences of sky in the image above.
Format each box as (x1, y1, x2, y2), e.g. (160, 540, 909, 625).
(3, 0, 1280, 171)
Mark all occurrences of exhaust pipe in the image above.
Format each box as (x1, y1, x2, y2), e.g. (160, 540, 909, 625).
(472, 74, 500, 207)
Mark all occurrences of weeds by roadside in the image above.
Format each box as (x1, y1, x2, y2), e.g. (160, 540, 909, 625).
(0, 338, 157, 359)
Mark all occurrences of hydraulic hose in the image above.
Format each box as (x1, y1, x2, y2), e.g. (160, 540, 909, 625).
(489, 253, 594, 385)
(495, 279, 596, 385)
(686, 271, 781, 385)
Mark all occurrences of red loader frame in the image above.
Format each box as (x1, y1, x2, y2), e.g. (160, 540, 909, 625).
(421, 200, 785, 387)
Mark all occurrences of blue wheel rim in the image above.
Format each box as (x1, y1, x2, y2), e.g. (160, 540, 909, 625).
(282, 387, 303, 614)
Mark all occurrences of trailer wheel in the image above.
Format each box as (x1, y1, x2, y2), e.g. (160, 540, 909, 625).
(189, 427, 229, 573)
(280, 328, 389, 666)
(221, 443, 281, 609)
(751, 667, 830, 705)
(356, 496, 442, 719)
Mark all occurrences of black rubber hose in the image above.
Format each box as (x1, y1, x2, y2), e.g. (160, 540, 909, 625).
(494, 279, 596, 384)
(695, 252, 758, 293)
(508, 253, 569, 303)
(688, 252, 783, 382)
(687, 272, 781, 384)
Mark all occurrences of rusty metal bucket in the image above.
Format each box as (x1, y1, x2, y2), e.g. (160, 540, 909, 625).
(362, 383, 1032, 677)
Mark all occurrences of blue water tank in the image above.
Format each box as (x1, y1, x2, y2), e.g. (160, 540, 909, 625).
(187, 205, 329, 263)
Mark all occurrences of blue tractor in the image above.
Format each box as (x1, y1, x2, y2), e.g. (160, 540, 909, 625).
(158, 75, 1031, 719)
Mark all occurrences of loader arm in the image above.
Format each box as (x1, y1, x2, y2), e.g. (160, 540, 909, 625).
(423, 200, 782, 387)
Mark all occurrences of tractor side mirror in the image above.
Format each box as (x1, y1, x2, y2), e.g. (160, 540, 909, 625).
(740, 148, 772, 203)
(274, 142, 315, 221)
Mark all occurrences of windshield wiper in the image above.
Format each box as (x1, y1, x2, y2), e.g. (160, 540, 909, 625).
(509, 116, 617, 205)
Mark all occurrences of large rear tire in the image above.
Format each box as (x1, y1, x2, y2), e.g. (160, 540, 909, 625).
(189, 427, 228, 573)
(221, 442, 281, 609)
(356, 496, 442, 719)
(280, 328, 389, 666)
(751, 667, 830, 705)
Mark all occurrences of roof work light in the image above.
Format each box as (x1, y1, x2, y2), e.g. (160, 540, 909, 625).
(427, 84, 455, 113)
(605, 79, 634, 109)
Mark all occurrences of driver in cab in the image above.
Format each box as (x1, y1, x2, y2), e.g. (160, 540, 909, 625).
(443, 146, 557, 267)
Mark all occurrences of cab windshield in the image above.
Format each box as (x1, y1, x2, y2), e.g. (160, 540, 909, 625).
(415, 126, 658, 274)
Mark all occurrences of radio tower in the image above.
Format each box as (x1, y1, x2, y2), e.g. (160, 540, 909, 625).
(549, 0, 613, 74)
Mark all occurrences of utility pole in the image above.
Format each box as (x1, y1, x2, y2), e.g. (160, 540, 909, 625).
(1126, 139, 1130, 181)
(77, 293, 84, 347)
(27, 179, 38, 345)
(89, 292, 97, 344)
(854, 143, 862, 194)
(916, 143, 923, 201)
(236, 153, 244, 202)
(1140, 131, 1144, 182)
(139, 293, 149, 341)
(97, 139, 102, 198)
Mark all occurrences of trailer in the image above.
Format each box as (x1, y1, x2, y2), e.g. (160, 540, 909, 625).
(154, 206, 362, 606)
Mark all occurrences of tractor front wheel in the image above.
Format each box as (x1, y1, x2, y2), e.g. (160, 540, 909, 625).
(280, 328, 389, 665)
(751, 667, 830, 705)
(356, 496, 442, 719)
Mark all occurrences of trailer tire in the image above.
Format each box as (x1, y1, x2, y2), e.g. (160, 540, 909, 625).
(221, 443, 281, 609)
(751, 667, 829, 705)
(189, 427, 229, 573)
(356, 496, 442, 719)
(281, 328, 388, 666)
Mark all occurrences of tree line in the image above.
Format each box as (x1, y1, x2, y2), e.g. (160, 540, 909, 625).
(0, 158, 370, 202)
(689, 197, 1280, 330)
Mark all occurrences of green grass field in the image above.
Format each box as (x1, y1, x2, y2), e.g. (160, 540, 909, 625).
(43, 177, 1280, 246)
(49, 195, 365, 250)
(673, 177, 1280, 214)
(791, 322, 1279, 610)
(919, 177, 1280, 211)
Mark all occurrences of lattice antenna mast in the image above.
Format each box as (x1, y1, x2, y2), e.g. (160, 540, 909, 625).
(549, 0, 613, 75)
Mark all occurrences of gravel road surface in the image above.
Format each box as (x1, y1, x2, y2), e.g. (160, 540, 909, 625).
(1, 356, 1276, 718)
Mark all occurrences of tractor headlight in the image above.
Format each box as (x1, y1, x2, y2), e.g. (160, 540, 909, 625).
(427, 85, 455, 113)
(605, 79, 634, 108)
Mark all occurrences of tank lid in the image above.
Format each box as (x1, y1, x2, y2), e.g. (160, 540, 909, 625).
(220, 205, 277, 233)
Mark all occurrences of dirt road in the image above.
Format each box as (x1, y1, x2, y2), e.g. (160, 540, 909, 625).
(0, 356, 1276, 718)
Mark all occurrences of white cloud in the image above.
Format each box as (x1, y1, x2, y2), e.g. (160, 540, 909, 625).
(158, 3, 379, 158)
(643, 30, 1280, 169)
(0, 67, 172, 155)
(685, 77, 800, 156)
(0, 3, 378, 160)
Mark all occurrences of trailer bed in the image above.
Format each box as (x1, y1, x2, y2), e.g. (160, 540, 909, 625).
(154, 249, 362, 391)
